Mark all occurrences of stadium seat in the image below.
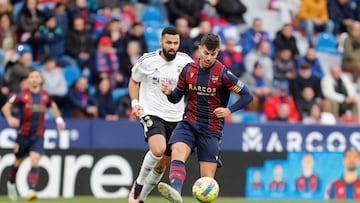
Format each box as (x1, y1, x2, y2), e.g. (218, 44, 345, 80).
(112, 88, 128, 101)
(141, 5, 163, 23)
(63, 66, 81, 87)
(12, 1, 23, 22)
(315, 32, 341, 55)
(143, 21, 164, 51)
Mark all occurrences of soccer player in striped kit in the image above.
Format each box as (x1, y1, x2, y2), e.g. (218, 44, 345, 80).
(325, 150, 360, 200)
(2, 69, 66, 201)
(128, 27, 193, 203)
(159, 33, 253, 203)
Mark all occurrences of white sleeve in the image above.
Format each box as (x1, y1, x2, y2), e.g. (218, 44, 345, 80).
(131, 62, 145, 82)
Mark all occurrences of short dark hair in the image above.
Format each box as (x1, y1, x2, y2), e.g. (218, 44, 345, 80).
(200, 33, 220, 51)
(42, 55, 55, 64)
(161, 26, 179, 36)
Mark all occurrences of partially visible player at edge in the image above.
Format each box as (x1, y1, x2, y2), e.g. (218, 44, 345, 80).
(127, 27, 193, 203)
(159, 33, 253, 203)
(2, 69, 66, 201)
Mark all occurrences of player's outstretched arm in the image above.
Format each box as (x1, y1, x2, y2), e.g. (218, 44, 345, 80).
(1, 101, 19, 127)
(50, 101, 66, 130)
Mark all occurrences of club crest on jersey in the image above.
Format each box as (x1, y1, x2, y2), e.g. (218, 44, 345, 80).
(177, 65, 182, 73)
(211, 75, 219, 83)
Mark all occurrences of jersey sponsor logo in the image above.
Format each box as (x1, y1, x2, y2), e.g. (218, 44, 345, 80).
(188, 84, 216, 96)
(152, 77, 160, 86)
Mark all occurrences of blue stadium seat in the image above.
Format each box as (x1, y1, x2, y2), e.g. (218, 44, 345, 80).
(315, 32, 341, 55)
(143, 22, 164, 51)
(141, 5, 163, 23)
(112, 88, 128, 101)
(63, 66, 81, 87)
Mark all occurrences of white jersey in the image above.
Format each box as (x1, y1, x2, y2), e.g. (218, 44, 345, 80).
(131, 50, 193, 122)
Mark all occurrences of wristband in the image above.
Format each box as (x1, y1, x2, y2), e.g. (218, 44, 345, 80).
(131, 99, 139, 108)
(56, 117, 65, 124)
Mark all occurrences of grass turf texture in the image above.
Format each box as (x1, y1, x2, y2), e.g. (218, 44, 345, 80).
(0, 196, 352, 203)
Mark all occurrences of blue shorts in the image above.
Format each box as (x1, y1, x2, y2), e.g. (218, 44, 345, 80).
(14, 135, 44, 158)
(169, 120, 222, 163)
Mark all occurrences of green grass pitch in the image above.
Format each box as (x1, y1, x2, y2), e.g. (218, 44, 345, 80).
(0, 196, 353, 203)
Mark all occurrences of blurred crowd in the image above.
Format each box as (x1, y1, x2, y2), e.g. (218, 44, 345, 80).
(0, 0, 360, 125)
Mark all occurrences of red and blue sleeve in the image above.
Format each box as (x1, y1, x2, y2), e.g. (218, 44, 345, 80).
(223, 69, 253, 112)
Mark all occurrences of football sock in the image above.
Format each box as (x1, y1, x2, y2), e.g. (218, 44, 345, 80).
(140, 169, 164, 201)
(8, 165, 18, 184)
(169, 160, 186, 193)
(28, 167, 39, 190)
(136, 151, 162, 185)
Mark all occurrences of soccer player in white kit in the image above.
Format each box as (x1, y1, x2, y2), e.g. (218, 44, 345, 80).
(128, 27, 193, 203)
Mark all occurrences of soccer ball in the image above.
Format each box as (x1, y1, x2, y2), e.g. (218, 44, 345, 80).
(192, 177, 219, 202)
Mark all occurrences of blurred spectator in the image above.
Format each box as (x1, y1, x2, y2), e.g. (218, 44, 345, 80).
(17, 0, 46, 58)
(269, 0, 301, 24)
(92, 5, 127, 40)
(192, 20, 212, 51)
(67, 76, 98, 118)
(120, 40, 141, 82)
(296, 47, 324, 79)
(102, 19, 125, 57)
(273, 24, 299, 60)
(123, 21, 147, 55)
(167, 0, 204, 27)
(37, 14, 78, 67)
(240, 61, 272, 112)
(0, 74, 9, 108)
(354, 0, 360, 22)
(176, 17, 194, 56)
(264, 81, 300, 122)
(295, 0, 334, 45)
(53, 2, 68, 34)
(65, 16, 93, 71)
(93, 77, 119, 120)
(273, 48, 296, 83)
(66, 0, 94, 30)
(40, 56, 67, 110)
(4, 50, 32, 93)
(90, 36, 126, 88)
(321, 64, 358, 119)
(328, 0, 354, 34)
(241, 18, 274, 57)
(289, 62, 323, 103)
(211, 0, 247, 31)
(0, 13, 17, 67)
(343, 21, 360, 82)
(302, 104, 336, 124)
(273, 103, 291, 121)
(218, 38, 245, 77)
(296, 86, 317, 119)
(0, 0, 12, 15)
(244, 41, 273, 82)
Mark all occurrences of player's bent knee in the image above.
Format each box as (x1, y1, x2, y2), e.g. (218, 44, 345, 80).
(151, 148, 166, 157)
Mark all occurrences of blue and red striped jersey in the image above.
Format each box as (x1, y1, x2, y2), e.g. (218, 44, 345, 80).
(296, 174, 320, 193)
(269, 180, 286, 192)
(175, 59, 246, 132)
(326, 178, 360, 199)
(10, 88, 52, 136)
